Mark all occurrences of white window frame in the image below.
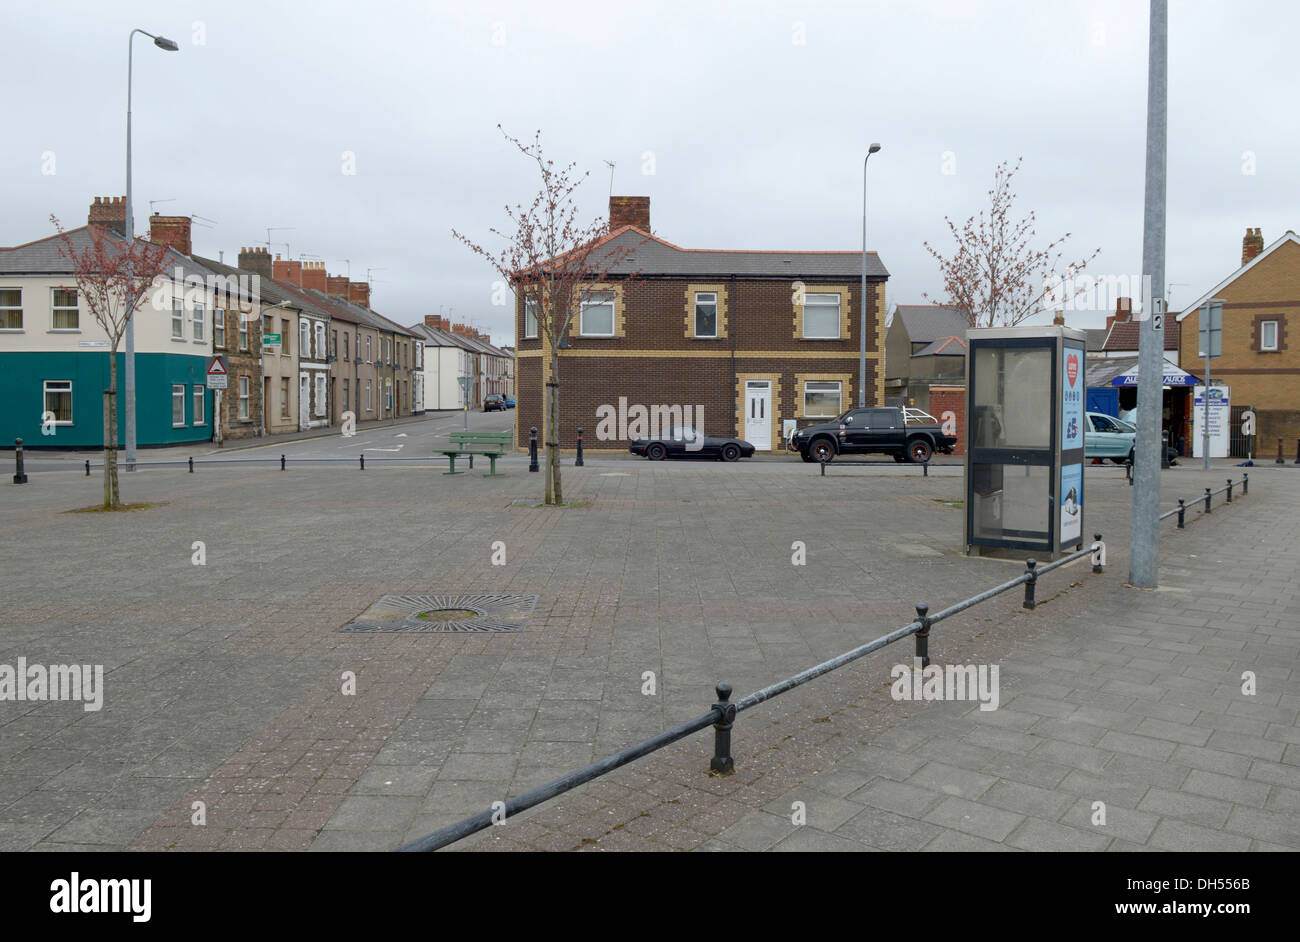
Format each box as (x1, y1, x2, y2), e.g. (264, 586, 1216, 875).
(280, 377, 290, 418)
(300, 319, 312, 358)
(172, 298, 184, 339)
(579, 291, 616, 337)
(192, 386, 205, 426)
(366, 335, 372, 362)
(192, 299, 204, 342)
(803, 380, 843, 418)
(314, 373, 327, 417)
(43, 380, 73, 425)
(802, 293, 841, 339)
(365, 379, 373, 411)
(0, 288, 21, 330)
(316, 322, 326, 362)
(1261, 319, 1279, 351)
(524, 297, 539, 338)
(239, 375, 250, 420)
(213, 308, 226, 348)
(172, 384, 186, 427)
(51, 288, 79, 331)
(694, 291, 718, 338)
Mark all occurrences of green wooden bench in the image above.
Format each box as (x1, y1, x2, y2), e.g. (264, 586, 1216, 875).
(439, 431, 513, 476)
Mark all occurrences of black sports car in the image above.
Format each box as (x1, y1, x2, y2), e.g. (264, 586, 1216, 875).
(629, 425, 756, 462)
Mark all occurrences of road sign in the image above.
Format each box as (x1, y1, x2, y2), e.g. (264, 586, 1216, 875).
(206, 355, 228, 390)
(1198, 299, 1223, 358)
(262, 333, 281, 347)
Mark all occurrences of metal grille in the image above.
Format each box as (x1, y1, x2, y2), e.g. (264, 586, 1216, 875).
(342, 594, 539, 633)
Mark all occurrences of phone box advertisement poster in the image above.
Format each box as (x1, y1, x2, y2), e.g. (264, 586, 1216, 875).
(1060, 463, 1083, 544)
(1061, 346, 1084, 452)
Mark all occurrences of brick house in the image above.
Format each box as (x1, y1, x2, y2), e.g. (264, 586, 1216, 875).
(513, 196, 889, 452)
(883, 304, 969, 411)
(1176, 228, 1300, 453)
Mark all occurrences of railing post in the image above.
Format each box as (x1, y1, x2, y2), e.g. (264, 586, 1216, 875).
(1242, 473, 1248, 496)
(1126, 459, 1133, 485)
(1204, 487, 1212, 513)
(575, 427, 584, 467)
(1277, 437, 1285, 465)
(819, 454, 828, 477)
(360, 454, 365, 471)
(85, 459, 90, 477)
(188, 456, 193, 473)
(914, 603, 931, 667)
(1226, 478, 1233, 503)
(12, 439, 28, 485)
(281, 454, 286, 471)
(1091, 533, 1105, 573)
(1177, 498, 1185, 528)
(528, 426, 539, 473)
(1022, 560, 1037, 609)
(923, 458, 929, 477)
(709, 683, 736, 775)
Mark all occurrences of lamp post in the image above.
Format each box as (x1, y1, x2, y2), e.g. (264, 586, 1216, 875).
(124, 28, 178, 471)
(860, 143, 881, 408)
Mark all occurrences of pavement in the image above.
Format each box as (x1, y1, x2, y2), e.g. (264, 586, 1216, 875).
(0, 439, 1294, 852)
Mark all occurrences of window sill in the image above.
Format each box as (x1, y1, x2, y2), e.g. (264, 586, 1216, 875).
(0, 328, 24, 333)
(799, 336, 843, 341)
(49, 328, 81, 333)
(689, 335, 723, 340)
(171, 337, 189, 343)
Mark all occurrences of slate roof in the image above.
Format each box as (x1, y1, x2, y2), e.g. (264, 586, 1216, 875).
(191, 254, 335, 320)
(892, 305, 970, 344)
(0, 226, 218, 284)
(549, 226, 889, 280)
(911, 335, 968, 358)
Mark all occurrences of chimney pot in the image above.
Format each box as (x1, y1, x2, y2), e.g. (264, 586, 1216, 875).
(609, 195, 651, 233)
(1242, 227, 1265, 266)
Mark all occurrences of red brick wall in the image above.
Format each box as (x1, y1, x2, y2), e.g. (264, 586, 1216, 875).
(929, 385, 966, 455)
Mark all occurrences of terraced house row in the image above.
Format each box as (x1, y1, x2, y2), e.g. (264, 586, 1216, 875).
(0, 196, 478, 447)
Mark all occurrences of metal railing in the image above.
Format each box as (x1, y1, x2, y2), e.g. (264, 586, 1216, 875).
(1160, 473, 1248, 528)
(73, 453, 511, 474)
(396, 535, 1108, 852)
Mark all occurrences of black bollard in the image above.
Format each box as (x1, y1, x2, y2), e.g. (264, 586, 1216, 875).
(528, 426, 539, 473)
(1295, 439, 1300, 465)
(12, 439, 28, 484)
(575, 427, 584, 467)
(1226, 478, 1233, 503)
(1023, 559, 1037, 609)
(360, 454, 365, 471)
(280, 454, 286, 471)
(1177, 498, 1185, 529)
(709, 683, 736, 775)
(85, 459, 90, 477)
(1277, 438, 1285, 465)
(923, 459, 929, 477)
(188, 456, 193, 473)
(914, 603, 931, 668)
(1243, 473, 1249, 496)
(1205, 487, 1212, 513)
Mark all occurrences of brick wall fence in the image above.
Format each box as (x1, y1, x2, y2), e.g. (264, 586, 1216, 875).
(928, 384, 966, 455)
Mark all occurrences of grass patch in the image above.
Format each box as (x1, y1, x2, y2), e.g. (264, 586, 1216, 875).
(415, 609, 479, 622)
(64, 501, 168, 514)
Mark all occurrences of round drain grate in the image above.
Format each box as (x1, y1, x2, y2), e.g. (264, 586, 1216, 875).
(342, 594, 538, 633)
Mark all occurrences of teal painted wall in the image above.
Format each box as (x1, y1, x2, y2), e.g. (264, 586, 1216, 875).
(0, 351, 213, 448)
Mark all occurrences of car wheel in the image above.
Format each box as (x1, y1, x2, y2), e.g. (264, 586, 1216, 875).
(800, 450, 814, 463)
(646, 443, 667, 461)
(809, 438, 835, 463)
(907, 438, 932, 463)
(1109, 456, 1126, 465)
(721, 443, 740, 462)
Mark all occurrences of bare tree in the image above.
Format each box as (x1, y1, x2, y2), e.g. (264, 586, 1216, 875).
(453, 127, 638, 505)
(923, 158, 1100, 328)
(52, 216, 170, 509)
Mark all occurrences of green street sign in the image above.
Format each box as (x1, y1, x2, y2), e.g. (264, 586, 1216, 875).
(263, 333, 282, 346)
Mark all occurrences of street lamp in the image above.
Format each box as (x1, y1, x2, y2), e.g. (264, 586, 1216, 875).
(860, 142, 881, 408)
(124, 28, 178, 471)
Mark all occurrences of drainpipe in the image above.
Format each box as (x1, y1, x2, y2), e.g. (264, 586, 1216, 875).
(730, 273, 736, 437)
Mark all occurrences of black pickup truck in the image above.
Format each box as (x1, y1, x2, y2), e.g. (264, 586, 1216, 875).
(791, 406, 958, 463)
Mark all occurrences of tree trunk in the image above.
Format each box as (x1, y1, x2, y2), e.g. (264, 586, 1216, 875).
(104, 351, 120, 509)
(547, 349, 562, 504)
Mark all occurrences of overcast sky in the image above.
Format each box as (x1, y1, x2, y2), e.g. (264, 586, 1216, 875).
(5, 0, 1296, 345)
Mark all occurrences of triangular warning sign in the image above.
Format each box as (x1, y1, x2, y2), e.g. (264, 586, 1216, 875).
(207, 358, 228, 375)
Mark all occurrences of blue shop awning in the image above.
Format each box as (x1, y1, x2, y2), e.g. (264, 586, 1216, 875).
(1109, 361, 1201, 387)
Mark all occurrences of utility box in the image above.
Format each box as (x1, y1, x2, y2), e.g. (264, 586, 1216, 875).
(964, 326, 1087, 557)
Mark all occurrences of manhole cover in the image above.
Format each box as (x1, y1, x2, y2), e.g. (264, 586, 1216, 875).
(342, 594, 539, 632)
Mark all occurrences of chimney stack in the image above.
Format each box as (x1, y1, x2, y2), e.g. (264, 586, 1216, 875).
(87, 196, 128, 237)
(301, 260, 327, 293)
(1242, 227, 1264, 266)
(238, 246, 272, 280)
(148, 213, 192, 256)
(347, 281, 370, 308)
(1052, 310, 1065, 327)
(272, 255, 303, 287)
(609, 195, 650, 232)
(327, 275, 350, 298)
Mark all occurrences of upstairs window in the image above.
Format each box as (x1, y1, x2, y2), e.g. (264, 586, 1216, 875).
(214, 309, 226, 348)
(51, 288, 79, 330)
(172, 298, 184, 339)
(192, 300, 204, 342)
(694, 292, 718, 338)
(1261, 319, 1278, 351)
(300, 319, 312, 357)
(524, 297, 539, 338)
(580, 290, 615, 336)
(0, 288, 21, 329)
(802, 293, 841, 339)
(238, 313, 249, 351)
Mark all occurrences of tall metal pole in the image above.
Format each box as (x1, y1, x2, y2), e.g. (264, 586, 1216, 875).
(125, 31, 137, 471)
(860, 143, 880, 408)
(1202, 347, 1211, 470)
(1130, 0, 1167, 589)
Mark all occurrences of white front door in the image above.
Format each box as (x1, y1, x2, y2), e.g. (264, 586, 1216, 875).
(299, 373, 310, 430)
(745, 380, 772, 451)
